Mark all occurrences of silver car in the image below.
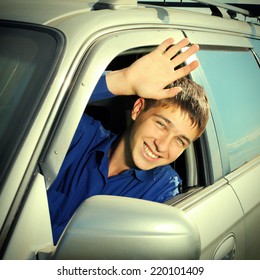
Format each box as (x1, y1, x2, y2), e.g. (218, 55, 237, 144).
(0, 0, 259, 260)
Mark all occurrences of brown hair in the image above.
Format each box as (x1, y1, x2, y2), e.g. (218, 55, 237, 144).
(143, 77, 209, 138)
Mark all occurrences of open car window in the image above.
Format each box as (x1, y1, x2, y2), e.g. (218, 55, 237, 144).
(85, 47, 203, 199)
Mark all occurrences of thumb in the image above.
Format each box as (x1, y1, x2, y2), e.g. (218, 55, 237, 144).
(153, 87, 181, 100)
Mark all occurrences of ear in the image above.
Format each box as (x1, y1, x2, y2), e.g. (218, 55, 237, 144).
(131, 98, 145, 121)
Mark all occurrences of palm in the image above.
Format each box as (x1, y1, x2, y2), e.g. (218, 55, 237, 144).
(125, 38, 199, 99)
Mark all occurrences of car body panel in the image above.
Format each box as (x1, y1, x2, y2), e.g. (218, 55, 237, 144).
(226, 157, 260, 259)
(175, 178, 245, 259)
(3, 174, 53, 260)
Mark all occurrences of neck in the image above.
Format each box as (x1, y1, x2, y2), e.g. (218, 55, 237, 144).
(108, 131, 133, 177)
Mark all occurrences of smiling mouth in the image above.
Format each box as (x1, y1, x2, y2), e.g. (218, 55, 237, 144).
(143, 143, 160, 159)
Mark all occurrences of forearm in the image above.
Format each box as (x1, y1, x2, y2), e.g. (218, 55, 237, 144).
(90, 69, 133, 102)
(106, 68, 134, 96)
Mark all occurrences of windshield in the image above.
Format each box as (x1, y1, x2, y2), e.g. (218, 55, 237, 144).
(0, 22, 64, 185)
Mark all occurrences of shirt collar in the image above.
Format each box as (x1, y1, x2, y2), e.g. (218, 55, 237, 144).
(134, 168, 155, 182)
(96, 133, 156, 182)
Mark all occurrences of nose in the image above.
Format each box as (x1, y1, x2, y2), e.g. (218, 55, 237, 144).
(154, 135, 171, 153)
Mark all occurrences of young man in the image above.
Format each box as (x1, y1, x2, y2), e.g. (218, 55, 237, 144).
(47, 38, 209, 244)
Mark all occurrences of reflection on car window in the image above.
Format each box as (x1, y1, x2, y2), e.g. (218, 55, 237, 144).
(197, 48, 260, 171)
(250, 38, 260, 60)
(0, 23, 63, 186)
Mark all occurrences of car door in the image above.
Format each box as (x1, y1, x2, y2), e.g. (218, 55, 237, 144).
(194, 38, 260, 259)
(174, 31, 260, 259)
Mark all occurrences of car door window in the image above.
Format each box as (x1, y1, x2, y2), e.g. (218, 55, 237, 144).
(196, 47, 260, 172)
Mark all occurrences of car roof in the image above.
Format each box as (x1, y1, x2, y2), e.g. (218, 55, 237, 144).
(0, 0, 93, 25)
(1, 0, 259, 34)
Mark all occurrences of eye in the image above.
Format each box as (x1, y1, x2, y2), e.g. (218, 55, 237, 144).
(175, 137, 185, 147)
(155, 121, 167, 131)
(156, 121, 164, 127)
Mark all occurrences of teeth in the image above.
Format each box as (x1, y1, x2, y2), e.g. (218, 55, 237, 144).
(144, 143, 159, 159)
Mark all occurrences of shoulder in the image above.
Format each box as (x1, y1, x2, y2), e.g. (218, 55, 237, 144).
(143, 165, 182, 203)
(154, 165, 182, 186)
(70, 114, 113, 148)
(79, 114, 110, 135)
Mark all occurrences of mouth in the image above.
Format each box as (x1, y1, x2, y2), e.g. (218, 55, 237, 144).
(143, 142, 160, 160)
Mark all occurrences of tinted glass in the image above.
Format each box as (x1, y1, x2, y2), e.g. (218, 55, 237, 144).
(0, 23, 63, 185)
(197, 48, 260, 171)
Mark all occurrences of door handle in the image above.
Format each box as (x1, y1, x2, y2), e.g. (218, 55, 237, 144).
(213, 234, 236, 260)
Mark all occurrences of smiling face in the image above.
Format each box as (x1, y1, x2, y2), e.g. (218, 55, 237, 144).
(126, 98, 200, 170)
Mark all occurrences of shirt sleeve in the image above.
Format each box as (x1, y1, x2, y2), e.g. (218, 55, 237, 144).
(89, 73, 115, 102)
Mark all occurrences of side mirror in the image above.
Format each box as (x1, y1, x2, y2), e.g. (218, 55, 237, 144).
(52, 196, 201, 259)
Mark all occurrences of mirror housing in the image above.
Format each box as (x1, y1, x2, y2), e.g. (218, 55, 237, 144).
(52, 196, 201, 259)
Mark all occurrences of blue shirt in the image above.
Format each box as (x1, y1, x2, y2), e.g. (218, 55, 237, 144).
(47, 75, 181, 244)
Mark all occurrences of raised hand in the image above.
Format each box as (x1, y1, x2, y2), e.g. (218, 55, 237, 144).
(106, 38, 199, 99)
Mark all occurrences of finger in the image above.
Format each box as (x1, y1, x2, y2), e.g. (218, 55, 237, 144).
(173, 60, 200, 79)
(163, 38, 191, 59)
(155, 87, 182, 100)
(171, 44, 199, 68)
(155, 38, 175, 54)
(151, 87, 182, 100)
(164, 86, 182, 97)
